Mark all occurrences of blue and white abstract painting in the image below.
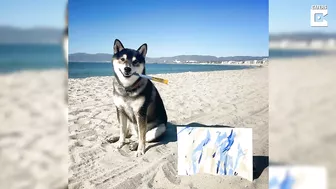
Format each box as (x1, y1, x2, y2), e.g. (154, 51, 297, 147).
(269, 166, 327, 189)
(177, 127, 253, 181)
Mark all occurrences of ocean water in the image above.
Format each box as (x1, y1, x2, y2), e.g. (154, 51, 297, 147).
(0, 44, 65, 73)
(0, 44, 327, 77)
(269, 49, 326, 59)
(68, 62, 256, 78)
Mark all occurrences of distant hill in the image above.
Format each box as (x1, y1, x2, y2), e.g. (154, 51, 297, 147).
(0, 26, 63, 44)
(69, 53, 267, 63)
(270, 32, 336, 41)
(69, 53, 112, 62)
(147, 55, 267, 63)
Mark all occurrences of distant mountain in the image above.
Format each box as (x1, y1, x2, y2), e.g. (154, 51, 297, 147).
(69, 53, 267, 63)
(0, 26, 63, 44)
(69, 53, 112, 62)
(270, 32, 336, 42)
(146, 55, 267, 63)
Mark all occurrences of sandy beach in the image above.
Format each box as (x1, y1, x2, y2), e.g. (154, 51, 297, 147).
(269, 53, 336, 188)
(0, 69, 68, 189)
(1, 49, 334, 188)
(68, 67, 269, 189)
(1, 52, 334, 188)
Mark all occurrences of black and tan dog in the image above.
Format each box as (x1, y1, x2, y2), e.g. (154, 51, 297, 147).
(111, 39, 167, 156)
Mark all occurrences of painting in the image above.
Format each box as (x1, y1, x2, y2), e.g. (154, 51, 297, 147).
(269, 166, 327, 189)
(177, 127, 253, 181)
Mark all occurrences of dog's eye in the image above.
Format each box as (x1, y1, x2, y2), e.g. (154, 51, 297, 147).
(120, 57, 125, 61)
(133, 60, 139, 64)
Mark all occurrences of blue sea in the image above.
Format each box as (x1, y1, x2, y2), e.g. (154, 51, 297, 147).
(0, 44, 327, 78)
(68, 62, 256, 78)
(270, 48, 327, 59)
(0, 44, 65, 73)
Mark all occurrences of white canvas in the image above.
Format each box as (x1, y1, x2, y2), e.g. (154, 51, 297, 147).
(269, 166, 327, 189)
(177, 127, 253, 181)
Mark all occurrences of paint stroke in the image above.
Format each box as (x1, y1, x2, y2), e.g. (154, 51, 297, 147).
(177, 127, 253, 181)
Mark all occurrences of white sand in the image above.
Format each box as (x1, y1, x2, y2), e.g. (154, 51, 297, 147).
(269, 53, 336, 188)
(0, 69, 68, 189)
(68, 67, 269, 189)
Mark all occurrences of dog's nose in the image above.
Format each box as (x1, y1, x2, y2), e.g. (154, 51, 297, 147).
(124, 67, 131, 73)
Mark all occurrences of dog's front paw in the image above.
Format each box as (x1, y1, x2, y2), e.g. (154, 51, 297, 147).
(135, 145, 145, 157)
(135, 149, 145, 157)
(116, 140, 125, 149)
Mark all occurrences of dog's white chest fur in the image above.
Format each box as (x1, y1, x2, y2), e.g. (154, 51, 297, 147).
(113, 95, 145, 117)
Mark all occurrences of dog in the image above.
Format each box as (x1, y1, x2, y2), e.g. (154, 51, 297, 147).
(111, 39, 168, 157)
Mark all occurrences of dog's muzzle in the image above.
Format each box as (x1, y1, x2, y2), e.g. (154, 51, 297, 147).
(124, 67, 131, 74)
(120, 67, 133, 78)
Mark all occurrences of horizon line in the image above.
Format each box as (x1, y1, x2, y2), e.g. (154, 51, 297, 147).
(0, 25, 64, 30)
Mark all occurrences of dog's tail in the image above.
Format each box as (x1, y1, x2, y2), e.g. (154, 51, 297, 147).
(146, 123, 166, 142)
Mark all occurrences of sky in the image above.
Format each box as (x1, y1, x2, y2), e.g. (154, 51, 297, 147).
(270, 0, 335, 33)
(0, 0, 67, 28)
(69, 0, 269, 57)
(1, 0, 334, 57)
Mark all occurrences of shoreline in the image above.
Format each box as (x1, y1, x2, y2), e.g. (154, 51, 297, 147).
(269, 42, 336, 51)
(68, 61, 264, 65)
(0, 67, 65, 75)
(68, 65, 262, 79)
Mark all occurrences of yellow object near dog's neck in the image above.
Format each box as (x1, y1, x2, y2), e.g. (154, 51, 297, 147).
(151, 77, 169, 84)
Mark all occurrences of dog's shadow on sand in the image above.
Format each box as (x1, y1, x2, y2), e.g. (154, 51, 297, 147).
(148, 122, 268, 180)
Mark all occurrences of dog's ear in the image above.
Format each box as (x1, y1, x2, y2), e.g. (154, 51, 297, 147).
(114, 39, 124, 54)
(137, 43, 147, 57)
